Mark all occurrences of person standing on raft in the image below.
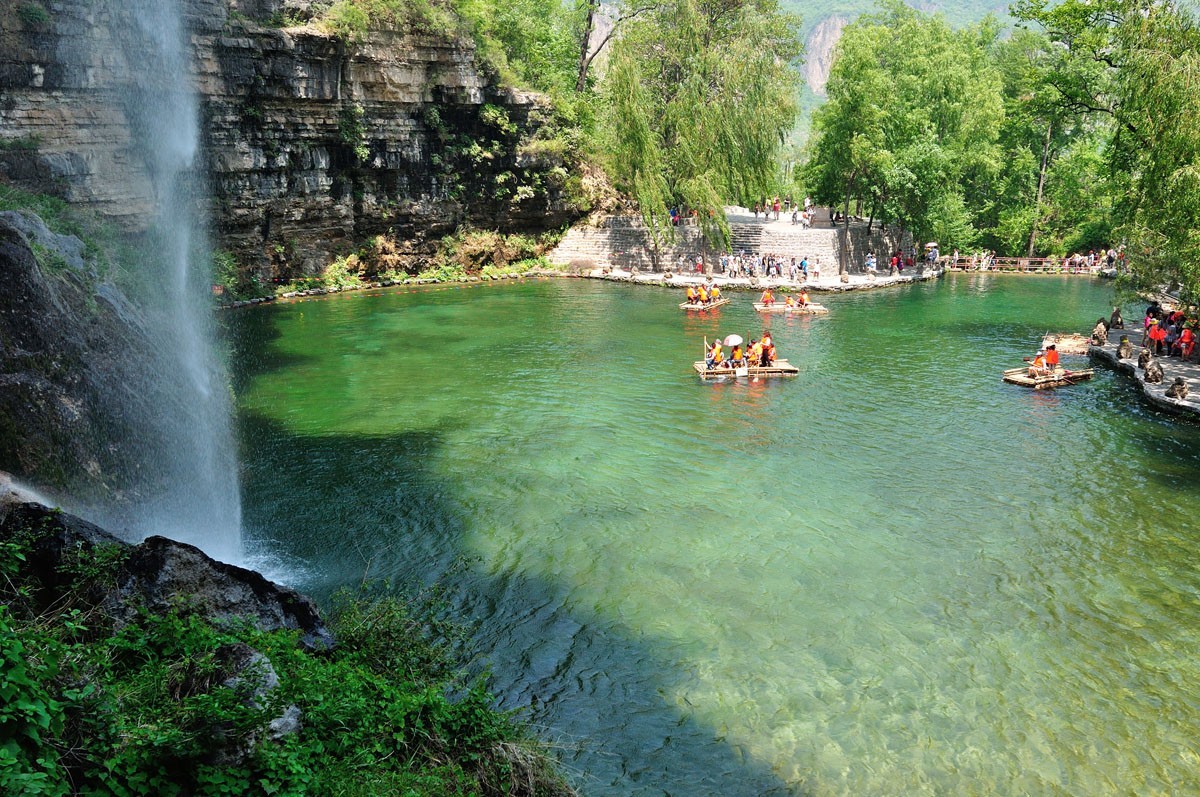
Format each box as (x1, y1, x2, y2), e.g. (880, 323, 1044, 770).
(760, 331, 776, 366)
(705, 339, 723, 370)
(1045, 344, 1060, 369)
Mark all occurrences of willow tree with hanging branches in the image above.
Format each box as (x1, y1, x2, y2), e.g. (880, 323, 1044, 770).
(598, 0, 802, 254)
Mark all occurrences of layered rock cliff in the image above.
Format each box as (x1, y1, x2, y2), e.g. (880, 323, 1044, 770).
(0, 0, 581, 279)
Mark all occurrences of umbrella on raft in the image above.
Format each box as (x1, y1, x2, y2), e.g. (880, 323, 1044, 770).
(925, 241, 939, 249)
(723, 334, 744, 347)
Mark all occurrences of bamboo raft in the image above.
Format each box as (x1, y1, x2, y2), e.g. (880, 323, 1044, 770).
(753, 302, 829, 315)
(1041, 333, 1091, 355)
(679, 298, 731, 310)
(1002, 366, 1095, 389)
(693, 359, 800, 379)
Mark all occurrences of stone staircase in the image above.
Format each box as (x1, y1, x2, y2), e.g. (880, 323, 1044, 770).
(548, 215, 716, 272)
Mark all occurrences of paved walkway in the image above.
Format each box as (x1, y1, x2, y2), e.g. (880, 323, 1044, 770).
(580, 265, 943, 293)
(1090, 326, 1200, 418)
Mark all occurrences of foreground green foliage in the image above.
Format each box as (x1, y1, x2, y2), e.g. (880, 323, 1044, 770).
(0, 521, 571, 796)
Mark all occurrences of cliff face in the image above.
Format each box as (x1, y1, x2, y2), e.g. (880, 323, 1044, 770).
(804, 15, 848, 97)
(0, 0, 580, 278)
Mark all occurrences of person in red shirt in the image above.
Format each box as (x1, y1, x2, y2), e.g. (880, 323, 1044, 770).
(1045, 344, 1060, 369)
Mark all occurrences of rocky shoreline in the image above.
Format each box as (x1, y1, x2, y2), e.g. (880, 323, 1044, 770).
(1089, 327, 1200, 419)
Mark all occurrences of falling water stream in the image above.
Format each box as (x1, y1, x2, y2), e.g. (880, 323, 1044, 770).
(108, 0, 242, 562)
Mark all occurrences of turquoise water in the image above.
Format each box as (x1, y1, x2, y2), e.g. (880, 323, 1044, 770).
(229, 275, 1200, 796)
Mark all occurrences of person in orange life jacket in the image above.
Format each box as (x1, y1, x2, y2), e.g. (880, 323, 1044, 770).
(1179, 325, 1197, 359)
(760, 331, 776, 366)
(1044, 344, 1059, 369)
(1147, 318, 1167, 355)
(730, 343, 745, 366)
(1025, 349, 1049, 377)
(747, 338, 762, 366)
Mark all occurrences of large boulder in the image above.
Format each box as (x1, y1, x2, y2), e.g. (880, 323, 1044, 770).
(0, 499, 333, 651)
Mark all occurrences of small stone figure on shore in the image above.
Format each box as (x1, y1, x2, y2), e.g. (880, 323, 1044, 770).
(1165, 377, 1190, 399)
(1117, 335, 1134, 359)
(1091, 318, 1110, 346)
(1144, 357, 1164, 384)
(1109, 306, 1125, 329)
(1138, 348, 1153, 370)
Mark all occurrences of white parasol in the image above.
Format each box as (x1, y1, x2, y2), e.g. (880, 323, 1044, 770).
(723, 334, 744, 347)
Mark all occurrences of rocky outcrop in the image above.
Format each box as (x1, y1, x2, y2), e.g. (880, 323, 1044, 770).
(0, 0, 582, 279)
(0, 211, 170, 503)
(0, 496, 325, 762)
(804, 15, 848, 96)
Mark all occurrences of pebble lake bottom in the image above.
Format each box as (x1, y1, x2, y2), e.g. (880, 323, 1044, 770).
(229, 273, 1200, 796)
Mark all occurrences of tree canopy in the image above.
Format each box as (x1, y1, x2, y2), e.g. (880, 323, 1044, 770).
(598, 0, 803, 251)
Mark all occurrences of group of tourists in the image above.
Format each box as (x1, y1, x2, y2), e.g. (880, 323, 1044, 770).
(758, 288, 811, 307)
(1138, 301, 1198, 359)
(684, 283, 723, 305)
(720, 252, 815, 280)
(705, 331, 778, 371)
(1024, 344, 1061, 377)
(751, 196, 816, 224)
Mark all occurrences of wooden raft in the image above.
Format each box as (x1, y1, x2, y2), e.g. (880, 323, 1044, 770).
(1002, 366, 1095, 389)
(679, 297, 731, 310)
(693, 358, 800, 378)
(1041, 333, 1091, 355)
(753, 302, 829, 315)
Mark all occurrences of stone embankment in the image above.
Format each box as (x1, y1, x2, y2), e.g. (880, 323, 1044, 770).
(582, 265, 943, 293)
(549, 207, 912, 276)
(1090, 326, 1200, 419)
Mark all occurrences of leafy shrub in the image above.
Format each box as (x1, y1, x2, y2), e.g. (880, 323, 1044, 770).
(0, 521, 576, 796)
(17, 2, 50, 26)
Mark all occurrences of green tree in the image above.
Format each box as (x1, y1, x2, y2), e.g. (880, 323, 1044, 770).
(804, 3, 1003, 249)
(1015, 0, 1200, 296)
(599, 0, 803, 256)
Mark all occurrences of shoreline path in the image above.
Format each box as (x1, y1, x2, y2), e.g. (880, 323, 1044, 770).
(581, 266, 944, 293)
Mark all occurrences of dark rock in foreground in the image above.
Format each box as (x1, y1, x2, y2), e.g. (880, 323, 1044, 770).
(1, 497, 332, 651)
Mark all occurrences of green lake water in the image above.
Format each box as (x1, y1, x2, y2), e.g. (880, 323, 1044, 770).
(228, 274, 1200, 796)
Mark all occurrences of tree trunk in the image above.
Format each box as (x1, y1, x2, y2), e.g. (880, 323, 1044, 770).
(1027, 121, 1053, 258)
(576, 0, 599, 92)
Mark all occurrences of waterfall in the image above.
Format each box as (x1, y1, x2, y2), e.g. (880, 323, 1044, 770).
(111, 0, 243, 563)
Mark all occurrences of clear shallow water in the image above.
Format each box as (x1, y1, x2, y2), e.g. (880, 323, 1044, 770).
(229, 275, 1200, 796)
